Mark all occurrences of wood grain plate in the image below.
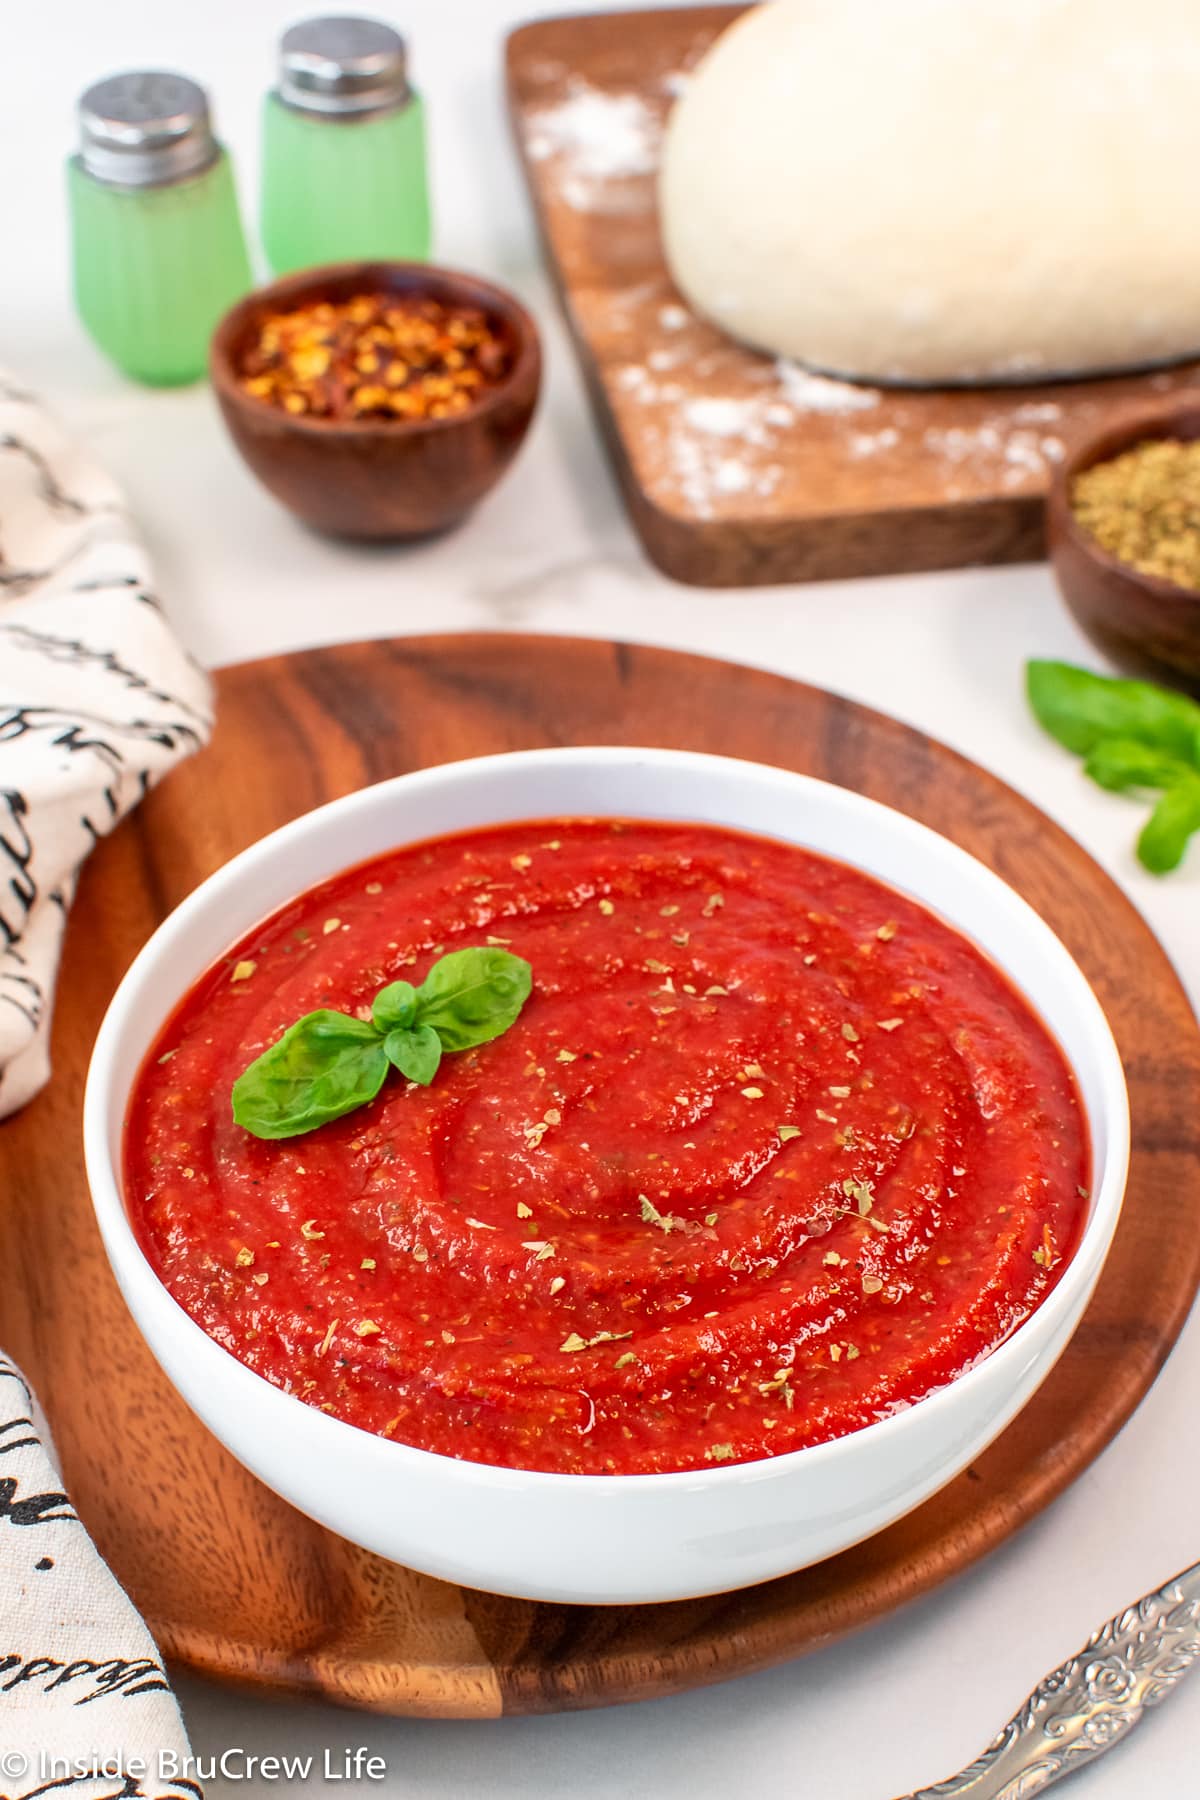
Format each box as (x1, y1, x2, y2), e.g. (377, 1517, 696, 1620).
(2, 633, 1197, 1717)
(506, 7, 1200, 586)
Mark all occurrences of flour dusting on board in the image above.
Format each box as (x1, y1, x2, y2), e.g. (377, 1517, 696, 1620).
(922, 422, 1066, 490)
(605, 357, 890, 516)
(603, 336, 1075, 515)
(775, 363, 880, 415)
(524, 79, 662, 210)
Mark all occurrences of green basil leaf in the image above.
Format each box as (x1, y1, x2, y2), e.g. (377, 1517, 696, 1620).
(372, 980, 418, 1034)
(384, 1023, 443, 1085)
(231, 1010, 389, 1140)
(1027, 660, 1200, 761)
(413, 946, 533, 1052)
(1137, 779, 1200, 875)
(232, 946, 535, 1142)
(1083, 737, 1194, 795)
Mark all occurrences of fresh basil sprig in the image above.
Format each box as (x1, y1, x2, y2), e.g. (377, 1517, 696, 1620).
(1027, 660, 1200, 873)
(231, 946, 532, 1140)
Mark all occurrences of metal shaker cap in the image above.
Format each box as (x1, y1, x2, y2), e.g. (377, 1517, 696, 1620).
(78, 71, 218, 187)
(278, 16, 410, 117)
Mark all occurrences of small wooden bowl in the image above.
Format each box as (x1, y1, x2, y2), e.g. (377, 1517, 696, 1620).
(1046, 396, 1200, 693)
(210, 262, 541, 541)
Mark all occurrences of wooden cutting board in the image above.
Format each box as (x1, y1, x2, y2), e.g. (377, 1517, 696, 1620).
(1, 633, 1197, 1717)
(506, 7, 1200, 586)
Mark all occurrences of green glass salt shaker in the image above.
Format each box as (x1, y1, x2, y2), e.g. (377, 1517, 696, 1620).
(68, 72, 253, 386)
(261, 16, 431, 275)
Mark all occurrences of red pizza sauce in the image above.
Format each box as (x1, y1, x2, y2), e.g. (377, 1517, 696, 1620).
(125, 818, 1089, 1476)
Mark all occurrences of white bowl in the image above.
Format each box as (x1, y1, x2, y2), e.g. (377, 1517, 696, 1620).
(84, 748, 1129, 1605)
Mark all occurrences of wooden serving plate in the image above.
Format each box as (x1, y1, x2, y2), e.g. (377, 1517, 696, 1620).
(2, 633, 1197, 1717)
(506, 7, 1200, 586)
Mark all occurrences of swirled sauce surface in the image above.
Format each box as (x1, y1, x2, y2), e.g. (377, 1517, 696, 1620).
(126, 819, 1089, 1474)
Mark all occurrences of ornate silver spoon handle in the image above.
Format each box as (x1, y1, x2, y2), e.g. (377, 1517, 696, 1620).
(899, 1558, 1200, 1799)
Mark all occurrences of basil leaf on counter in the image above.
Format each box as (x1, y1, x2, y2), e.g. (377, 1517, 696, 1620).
(232, 945, 533, 1139)
(412, 946, 533, 1052)
(1027, 660, 1200, 760)
(1026, 660, 1200, 875)
(231, 1012, 389, 1140)
(1137, 779, 1200, 875)
(384, 1023, 443, 1086)
(1082, 738, 1195, 794)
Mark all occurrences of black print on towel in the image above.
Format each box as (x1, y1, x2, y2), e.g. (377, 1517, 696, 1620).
(0, 792, 35, 955)
(0, 1425, 76, 1530)
(0, 1473, 75, 1529)
(0, 433, 94, 518)
(0, 1779, 203, 1800)
(0, 525, 132, 601)
(0, 1361, 30, 1398)
(0, 1654, 170, 1705)
(0, 1368, 75, 1531)
(0, 1417, 43, 1461)
(0, 629, 210, 730)
(0, 1368, 77, 1531)
(0, 690, 203, 957)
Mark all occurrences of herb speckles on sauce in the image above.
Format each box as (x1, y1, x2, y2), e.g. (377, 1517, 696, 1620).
(125, 819, 1089, 1475)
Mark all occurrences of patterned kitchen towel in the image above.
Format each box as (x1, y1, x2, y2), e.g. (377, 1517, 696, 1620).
(0, 370, 212, 1116)
(0, 1362, 200, 1797)
(0, 375, 210, 1788)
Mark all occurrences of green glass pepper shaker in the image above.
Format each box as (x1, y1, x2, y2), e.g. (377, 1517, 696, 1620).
(261, 16, 432, 276)
(68, 72, 253, 386)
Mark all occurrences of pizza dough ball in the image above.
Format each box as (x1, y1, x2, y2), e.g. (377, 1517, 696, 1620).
(659, 0, 1200, 385)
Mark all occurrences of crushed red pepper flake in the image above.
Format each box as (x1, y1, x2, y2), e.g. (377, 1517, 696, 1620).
(237, 292, 513, 423)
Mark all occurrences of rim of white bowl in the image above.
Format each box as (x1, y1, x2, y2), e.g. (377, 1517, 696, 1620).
(83, 745, 1131, 1494)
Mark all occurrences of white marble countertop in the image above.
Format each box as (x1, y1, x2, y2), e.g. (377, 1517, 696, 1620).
(6, 0, 1199, 1793)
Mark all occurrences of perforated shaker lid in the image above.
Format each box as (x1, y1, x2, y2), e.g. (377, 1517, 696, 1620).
(78, 71, 218, 186)
(277, 16, 410, 116)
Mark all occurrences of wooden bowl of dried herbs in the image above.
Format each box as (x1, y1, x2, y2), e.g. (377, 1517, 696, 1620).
(1046, 395, 1200, 695)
